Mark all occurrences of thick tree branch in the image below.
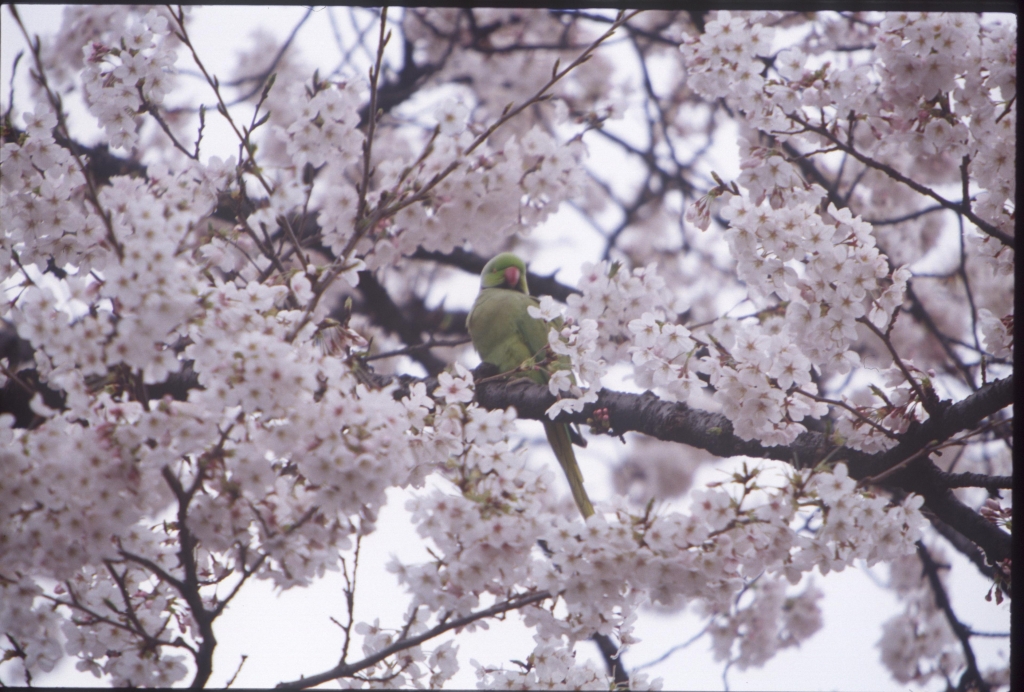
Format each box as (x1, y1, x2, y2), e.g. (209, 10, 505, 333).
(934, 471, 1012, 490)
(473, 369, 1012, 473)
(355, 270, 449, 375)
(921, 508, 1004, 589)
(894, 460, 1011, 567)
(472, 368, 1013, 564)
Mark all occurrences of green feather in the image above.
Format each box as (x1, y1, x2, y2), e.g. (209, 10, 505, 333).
(543, 419, 594, 518)
(467, 253, 594, 518)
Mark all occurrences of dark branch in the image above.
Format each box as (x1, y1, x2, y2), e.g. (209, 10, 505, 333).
(916, 542, 990, 692)
(472, 367, 1013, 564)
(921, 509, 1004, 590)
(592, 632, 630, 687)
(787, 113, 1014, 248)
(934, 471, 1012, 490)
(275, 590, 552, 689)
(355, 270, 449, 375)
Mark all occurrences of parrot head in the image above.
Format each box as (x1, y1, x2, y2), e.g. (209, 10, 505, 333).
(480, 252, 529, 294)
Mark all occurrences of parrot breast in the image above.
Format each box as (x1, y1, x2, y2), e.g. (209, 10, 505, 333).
(467, 287, 549, 383)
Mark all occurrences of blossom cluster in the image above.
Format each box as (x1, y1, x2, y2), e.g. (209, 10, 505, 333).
(271, 81, 366, 260)
(401, 9, 619, 144)
(0, 405, 190, 685)
(706, 197, 913, 449)
(0, 577, 65, 679)
(877, 547, 965, 686)
(79, 8, 178, 151)
(389, 394, 928, 684)
(877, 14, 1015, 245)
(1, 103, 93, 273)
(2, 257, 426, 682)
(7, 146, 231, 389)
(325, 616, 460, 689)
(978, 308, 1013, 359)
(683, 10, 1014, 332)
(388, 129, 588, 260)
(523, 463, 925, 646)
(2, 119, 417, 686)
(567, 260, 686, 365)
(525, 297, 604, 418)
(1, 6, 1012, 688)
(527, 259, 696, 416)
(695, 317, 831, 447)
(251, 66, 590, 276)
(532, 205, 922, 451)
(58, 565, 191, 686)
(473, 637, 663, 690)
(708, 579, 823, 670)
(628, 311, 701, 403)
(675, 10, 1016, 450)
(680, 11, 776, 114)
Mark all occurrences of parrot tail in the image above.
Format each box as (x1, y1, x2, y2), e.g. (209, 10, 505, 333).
(543, 421, 595, 518)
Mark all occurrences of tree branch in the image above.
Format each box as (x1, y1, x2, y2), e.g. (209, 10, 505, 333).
(916, 542, 990, 692)
(920, 508, 1002, 588)
(934, 471, 1012, 490)
(355, 269, 449, 375)
(786, 113, 1014, 249)
(275, 590, 552, 689)
(472, 368, 1013, 563)
(592, 632, 630, 687)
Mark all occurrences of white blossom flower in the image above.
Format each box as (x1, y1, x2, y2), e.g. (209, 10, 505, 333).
(435, 98, 470, 136)
(434, 369, 474, 404)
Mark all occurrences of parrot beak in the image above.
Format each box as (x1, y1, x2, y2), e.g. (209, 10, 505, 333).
(504, 266, 520, 288)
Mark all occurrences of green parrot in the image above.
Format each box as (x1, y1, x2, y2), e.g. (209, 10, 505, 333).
(466, 252, 594, 518)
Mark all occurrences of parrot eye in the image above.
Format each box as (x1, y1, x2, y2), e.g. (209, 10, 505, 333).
(503, 266, 520, 287)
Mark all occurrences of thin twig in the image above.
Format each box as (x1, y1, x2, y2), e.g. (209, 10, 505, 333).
(137, 84, 197, 159)
(287, 10, 639, 344)
(275, 591, 553, 689)
(339, 533, 363, 665)
(792, 387, 899, 441)
(224, 7, 312, 100)
(362, 336, 471, 362)
(856, 316, 933, 415)
(35, 581, 197, 656)
(633, 621, 712, 671)
(786, 112, 1013, 248)
(283, 9, 392, 343)
(355, 8, 389, 225)
(225, 655, 248, 688)
(168, 5, 272, 196)
(374, 9, 645, 222)
(856, 443, 937, 487)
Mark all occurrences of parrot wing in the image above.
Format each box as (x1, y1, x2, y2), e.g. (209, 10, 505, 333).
(468, 287, 546, 381)
(467, 282, 594, 518)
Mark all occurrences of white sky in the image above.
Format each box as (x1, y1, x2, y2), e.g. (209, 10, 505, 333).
(0, 6, 1010, 690)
